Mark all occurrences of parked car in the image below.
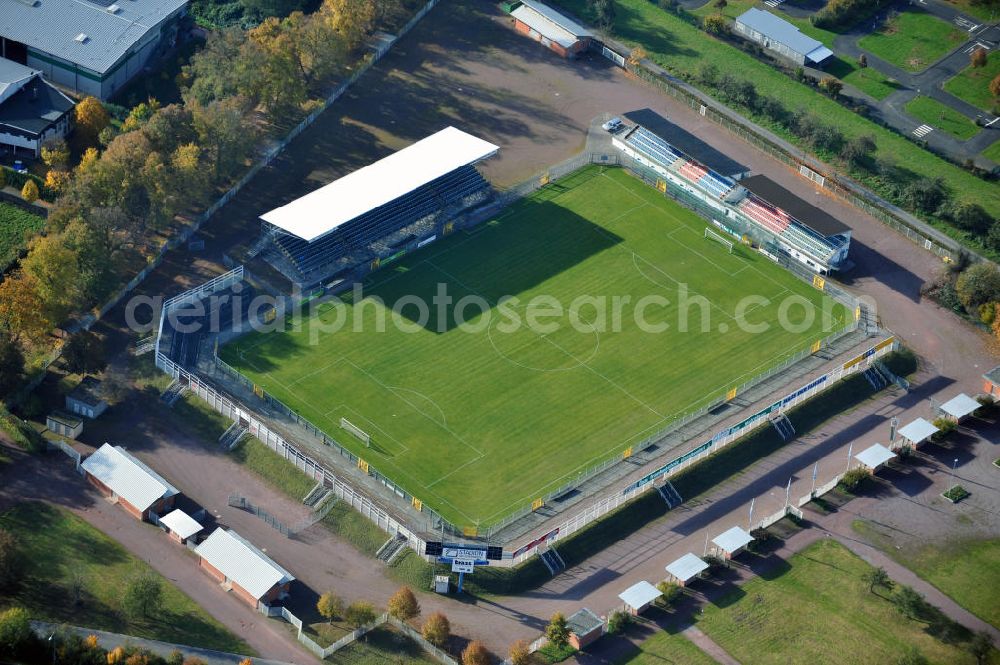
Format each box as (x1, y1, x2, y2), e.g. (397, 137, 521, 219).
(602, 117, 623, 132)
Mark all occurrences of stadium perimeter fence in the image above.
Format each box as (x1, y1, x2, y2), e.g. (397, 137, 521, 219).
(202, 153, 872, 544)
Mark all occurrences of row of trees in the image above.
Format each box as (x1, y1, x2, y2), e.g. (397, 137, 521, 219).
(0, 607, 244, 665)
(0, 0, 405, 362)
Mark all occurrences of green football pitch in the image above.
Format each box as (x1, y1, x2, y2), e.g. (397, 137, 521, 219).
(222, 167, 849, 528)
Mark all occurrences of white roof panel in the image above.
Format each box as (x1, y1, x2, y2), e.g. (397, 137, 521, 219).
(260, 127, 498, 242)
(195, 529, 294, 600)
(940, 393, 979, 419)
(855, 443, 896, 469)
(898, 418, 938, 444)
(159, 509, 203, 540)
(805, 45, 835, 64)
(665, 553, 709, 582)
(618, 580, 661, 609)
(81, 444, 179, 512)
(736, 8, 826, 59)
(511, 0, 592, 49)
(0, 59, 40, 106)
(712, 526, 754, 553)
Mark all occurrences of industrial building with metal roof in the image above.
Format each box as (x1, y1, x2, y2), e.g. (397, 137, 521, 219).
(195, 528, 295, 608)
(81, 444, 179, 519)
(734, 8, 834, 66)
(0, 0, 189, 99)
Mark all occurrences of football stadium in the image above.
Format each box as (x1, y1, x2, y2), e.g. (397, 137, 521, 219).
(217, 125, 855, 531)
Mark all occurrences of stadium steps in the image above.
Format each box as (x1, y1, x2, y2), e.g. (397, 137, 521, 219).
(875, 360, 909, 392)
(302, 482, 327, 506)
(132, 337, 155, 356)
(863, 367, 888, 391)
(657, 480, 683, 508)
(770, 413, 796, 441)
(218, 423, 247, 451)
(376, 535, 407, 564)
(160, 380, 188, 408)
(539, 546, 566, 575)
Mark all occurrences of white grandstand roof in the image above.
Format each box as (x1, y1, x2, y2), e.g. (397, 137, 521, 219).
(898, 418, 938, 444)
(196, 528, 294, 600)
(665, 553, 709, 583)
(855, 443, 896, 470)
(81, 444, 179, 512)
(159, 509, 203, 540)
(260, 127, 498, 242)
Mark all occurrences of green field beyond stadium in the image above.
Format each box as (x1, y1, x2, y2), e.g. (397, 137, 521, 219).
(222, 167, 849, 527)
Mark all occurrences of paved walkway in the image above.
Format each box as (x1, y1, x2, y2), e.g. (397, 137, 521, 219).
(815, 0, 1000, 165)
(30, 621, 294, 665)
(681, 626, 741, 665)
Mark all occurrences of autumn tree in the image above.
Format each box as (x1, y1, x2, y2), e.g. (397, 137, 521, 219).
(321, 0, 378, 49)
(20, 180, 38, 203)
(0, 333, 25, 400)
(21, 233, 81, 324)
(0, 273, 50, 344)
(41, 138, 70, 170)
(971, 46, 988, 68)
(74, 96, 110, 146)
(44, 170, 72, 195)
(703, 13, 727, 34)
(190, 97, 258, 179)
(858, 53, 867, 68)
(462, 640, 491, 665)
(63, 330, 108, 375)
(545, 613, 570, 649)
(0, 607, 32, 655)
(819, 76, 843, 97)
(990, 73, 1000, 99)
(387, 585, 420, 621)
(317, 592, 344, 623)
(421, 612, 450, 647)
(508, 640, 531, 665)
(122, 98, 162, 132)
(956, 262, 1000, 313)
(344, 601, 377, 629)
(182, 29, 262, 107)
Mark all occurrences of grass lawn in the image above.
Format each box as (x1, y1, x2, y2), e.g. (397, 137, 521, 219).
(905, 96, 980, 140)
(0, 502, 252, 654)
(229, 435, 317, 500)
(944, 51, 1000, 112)
(984, 139, 1000, 163)
(326, 625, 440, 664)
(616, 628, 717, 665)
(552, 0, 1000, 255)
(222, 166, 847, 528)
(853, 521, 1000, 628)
(858, 10, 967, 72)
(0, 202, 45, 273)
(940, 0, 1000, 22)
(695, 538, 999, 665)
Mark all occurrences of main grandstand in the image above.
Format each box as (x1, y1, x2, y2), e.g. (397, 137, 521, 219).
(257, 127, 499, 287)
(613, 111, 851, 273)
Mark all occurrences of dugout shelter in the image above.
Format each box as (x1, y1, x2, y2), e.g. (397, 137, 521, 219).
(854, 443, 896, 473)
(618, 580, 661, 616)
(896, 418, 938, 449)
(939, 393, 979, 423)
(712, 526, 753, 560)
(259, 127, 498, 288)
(665, 552, 709, 586)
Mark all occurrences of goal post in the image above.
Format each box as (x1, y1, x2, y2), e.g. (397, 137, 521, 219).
(704, 227, 734, 253)
(340, 417, 371, 446)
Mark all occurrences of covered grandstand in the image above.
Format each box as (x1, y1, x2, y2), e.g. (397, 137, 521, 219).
(258, 127, 499, 287)
(612, 113, 851, 273)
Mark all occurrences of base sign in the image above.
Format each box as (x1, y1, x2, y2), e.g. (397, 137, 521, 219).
(451, 559, 475, 573)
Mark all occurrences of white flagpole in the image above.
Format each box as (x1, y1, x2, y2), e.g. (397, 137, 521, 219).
(747, 497, 755, 531)
(846, 442, 854, 473)
(784, 477, 791, 508)
(811, 461, 818, 497)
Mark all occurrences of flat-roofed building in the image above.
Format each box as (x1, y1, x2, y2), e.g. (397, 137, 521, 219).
(0, 0, 189, 100)
(196, 528, 294, 609)
(80, 443, 179, 520)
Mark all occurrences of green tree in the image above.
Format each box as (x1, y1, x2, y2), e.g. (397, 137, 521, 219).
(606, 610, 629, 635)
(0, 607, 32, 656)
(591, 0, 616, 30)
(968, 631, 993, 665)
(462, 640, 491, 665)
(21, 233, 81, 324)
(946, 201, 993, 235)
(703, 13, 728, 34)
(190, 97, 258, 179)
(20, 179, 39, 203)
(819, 76, 843, 97)
(656, 580, 682, 606)
(841, 134, 877, 167)
(344, 601, 377, 629)
(41, 138, 71, 170)
(122, 98, 162, 132)
(897, 646, 927, 665)
(63, 330, 108, 375)
(545, 612, 570, 649)
(387, 585, 420, 621)
(122, 572, 164, 619)
(317, 592, 344, 623)
(956, 262, 1000, 313)
(0, 333, 25, 400)
(0, 528, 22, 592)
(861, 566, 893, 595)
(839, 466, 870, 492)
(422, 612, 450, 647)
(892, 585, 926, 620)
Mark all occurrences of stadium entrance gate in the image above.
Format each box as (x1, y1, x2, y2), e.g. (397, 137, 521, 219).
(601, 45, 626, 68)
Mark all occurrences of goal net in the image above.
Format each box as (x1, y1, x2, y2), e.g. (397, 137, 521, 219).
(340, 417, 371, 446)
(704, 227, 734, 253)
